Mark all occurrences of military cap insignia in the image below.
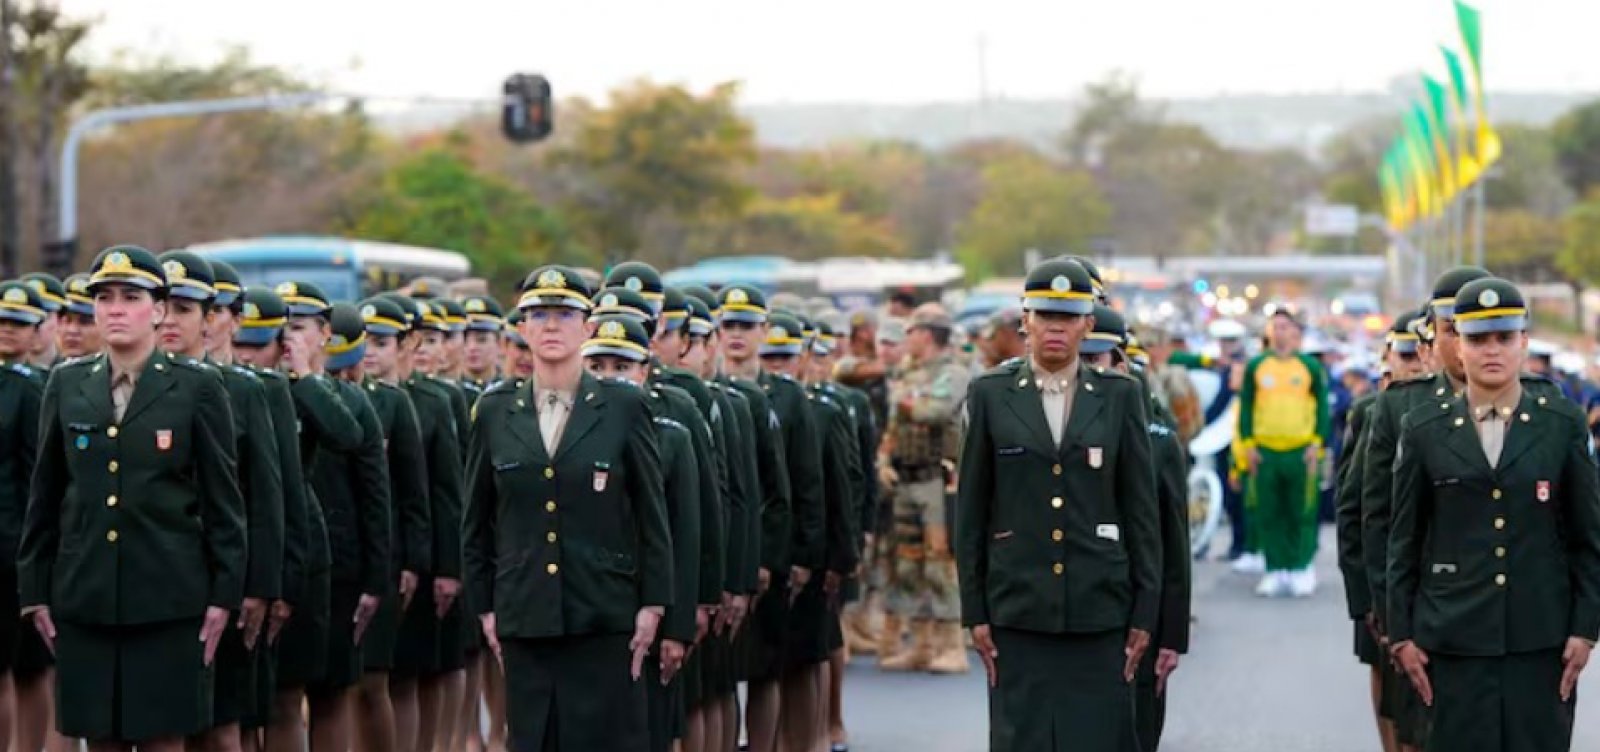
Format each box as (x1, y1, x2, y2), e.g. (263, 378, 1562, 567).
(103, 251, 133, 271)
(727, 288, 749, 305)
(163, 260, 188, 280)
(414, 281, 430, 294)
(536, 269, 567, 289)
(330, 335, 347, 347)
(275, 282, 298, 297)
(25, 279, 44, 294)
(68, 278, 88, 294)
(600, 293, 619, 308)
(624, 276, 643, 292)
(3, 288, 27, 304)
(465, 299, 485, 313)
(598, 320, 626, 339)
(1050, 275, 1070, 292)
(416, 302, 430, 316)
(1478, 288, 1500, 308)
(243, 302, 261, 320)
(360, 304, 377, 319)
(770, 326, 789, 340)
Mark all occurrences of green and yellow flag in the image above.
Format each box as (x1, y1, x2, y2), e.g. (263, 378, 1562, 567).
(1441, 46, 1481, 185)
(1455, 0, 1502, 170)
(1421, 76, 1458, 201)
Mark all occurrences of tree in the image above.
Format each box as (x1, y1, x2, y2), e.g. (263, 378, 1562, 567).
(1483, 209, 1563, 282)
(341, 145, 582, 295)
(955, 151, 1110, 278)
(697, 193, 903, 260)
(13, 1, 91, 266)
(548, 81, 756, 267)
(1485, 124, 1573, 218)
(1560, 199, 1600, 286)
(1551, 100, 1600, 199)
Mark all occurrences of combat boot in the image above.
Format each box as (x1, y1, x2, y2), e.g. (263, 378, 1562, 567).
(927, 621, 970, 675)
(879, 619, 932, 672)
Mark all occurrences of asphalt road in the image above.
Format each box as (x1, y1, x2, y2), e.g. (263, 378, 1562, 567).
(836, 526, 1600, 751)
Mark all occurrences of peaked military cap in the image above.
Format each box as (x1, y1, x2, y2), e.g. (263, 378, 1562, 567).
(324, 302, 369, 372)
(210, 260, 244, 308)
(603, 261, 665, 311)
(88, 245, 167, 293)
(1452, 277, 1528, 335)
(760, 311, 805, 357)
(62, 273, 94, 316)
(461, 295, 505, 332)
(659, 287, 690, 333)
(592, 286, 654, 322)
(359, 297, 410, 337)
(1058, 255, 1106, 301)
(519, 265, 592, 311)
(414, 298, 449, 332)
(275, 280, 332, 317)
(436, 298, 468, 333)
(718, 284, 769, 324)
(680, 285, 719, 312)
(375, 292, 418, 329)
(1430, 265, 1491, 320)
(408, 276, 447, 299)
(582, 313, 651, 363)
(811, 320, 838, 356)
(1388, 307, 1426, 354)
(0, 280, 46, 325)
(158, 250, 217, 302)
(234, 287, 288, 346)
(684, 296, 715, 337)
(20, 273, 66, 313)
(504, 308, 528, 346)
(1081, 304, 1128, 355)
(1022, 258, 1095, 315)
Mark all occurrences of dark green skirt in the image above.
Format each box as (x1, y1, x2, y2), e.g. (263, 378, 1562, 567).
(1428, 648, 1573, 752)
(393, 576, 440, 680)
(309, 580, 364, 696)
(745, 574, 789, 683)
(362, 588, 402, 673)
(212, 617, 259, 727)
(1382, 651, 1432, 745)
(504, 633, 648, 751)
(56, 617, 211, 743)
(1353, 620, 1382, 667)
(242, 642, 277, 730)
(988, 628, 1135, 752)
(434, 593, 468, 675)
(276, 569, 331, 690)
(13, 626, 53, 681)
(645, 655, 685, 752)
(1133, 644, 1168, 752)
(783, 578, 830, 674)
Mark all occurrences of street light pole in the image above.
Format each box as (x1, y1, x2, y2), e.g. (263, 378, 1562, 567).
(49, 92, 330, 277)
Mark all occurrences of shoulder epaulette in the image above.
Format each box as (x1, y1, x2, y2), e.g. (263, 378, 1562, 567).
(1392, 373, 1438, 389)
(653, 415, 687, 432)
(484, 378, 521, 397)
(228, 364, 259, 380)
(976, 358, 1024, 381)
(3, 362, 35, 379)
(167, 353, 214, 373)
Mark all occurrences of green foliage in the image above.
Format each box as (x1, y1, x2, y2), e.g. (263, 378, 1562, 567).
(956, 152, 1109, 278)
(340, 146, 582, 295)
(1559, 198, 1600, 287)
(697, 192, 903, 259)
(1551, 101, 1600, 199)
(1483, 209, 1563, 281)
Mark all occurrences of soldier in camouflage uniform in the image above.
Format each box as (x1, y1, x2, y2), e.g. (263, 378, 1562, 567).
(878, 304, 971, 674)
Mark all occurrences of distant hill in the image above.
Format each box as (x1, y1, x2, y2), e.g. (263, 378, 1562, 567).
(372, 90, 1595, 156)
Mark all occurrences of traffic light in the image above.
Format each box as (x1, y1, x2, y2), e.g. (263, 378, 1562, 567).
(502, 73, 553, 144)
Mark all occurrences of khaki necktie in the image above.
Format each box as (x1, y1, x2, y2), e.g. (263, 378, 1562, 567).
(1477, 408, 1506, 468)
(111, 374, 135, 423)
(1040, 377, 1066, 446)
(540, 392, 569, 451)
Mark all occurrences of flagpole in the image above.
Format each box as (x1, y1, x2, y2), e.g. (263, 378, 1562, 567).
(1472, 177, 1485, 268)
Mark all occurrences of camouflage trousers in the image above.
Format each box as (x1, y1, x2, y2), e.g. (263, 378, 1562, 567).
(885, 478, 960, 621)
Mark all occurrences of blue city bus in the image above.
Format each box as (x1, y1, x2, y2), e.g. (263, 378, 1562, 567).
(185, 236, 471, 303)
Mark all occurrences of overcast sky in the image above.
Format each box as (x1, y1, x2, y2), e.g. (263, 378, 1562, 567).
(57, 0, 1599, 105)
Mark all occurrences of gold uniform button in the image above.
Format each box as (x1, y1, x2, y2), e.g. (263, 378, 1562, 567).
(547, 563, 559, 575)
(1494, 517, 1506, 530)
(106, 530, 118, 543)
(107, 426, 119, 438)
(1051, 529, 1064, 542)
(1051, 497, 1064, 509)
(1052, 464, 1062, 476)
(544, 467, 555, 479)
(108, 461, 119, 473)
(546, 532, 557, 543)
(1052, 563, 1064, 575)
(1495, 546, 1507, 558)
(1492, 489, 1503, 500)
(106, 495, 118, 508)
(1495, 574, 1507, 586)
(545, 501, 557, 513)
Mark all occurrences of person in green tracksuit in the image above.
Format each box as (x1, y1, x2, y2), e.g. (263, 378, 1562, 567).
(1237, 308, 1330, 598)
(1389, 276, 1600, 752)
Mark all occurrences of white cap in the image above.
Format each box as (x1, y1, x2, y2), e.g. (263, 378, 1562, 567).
(1208, 319, 1247, 340)
(1529, 339, 1559, 358)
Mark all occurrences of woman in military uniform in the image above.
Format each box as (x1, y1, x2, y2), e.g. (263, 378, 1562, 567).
(463, 265, 674, 752)
(19, 246, 249, 750)
(0, 279, 46, 752)
(1389, 277, 1600, 752)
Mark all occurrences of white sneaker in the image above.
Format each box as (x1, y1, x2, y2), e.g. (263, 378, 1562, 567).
(1290, 568, 1318, 598)
(1255, 572, 1285, 597)
(1232, 552, 1266, 574)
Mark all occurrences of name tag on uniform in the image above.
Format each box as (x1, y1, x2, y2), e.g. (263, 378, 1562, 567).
(156, 429, 173, 452)
(1537, 480, 1551, 503)
(1096, 524, 1120, 542)
(594, 461, 611, 492)
(1432, 563, 1458, 574)
(996, 446, 1024, 456)
(1088, 446, 1104, 469)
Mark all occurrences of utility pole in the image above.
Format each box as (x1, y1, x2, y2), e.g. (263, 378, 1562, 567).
(0, 0, 16, 277)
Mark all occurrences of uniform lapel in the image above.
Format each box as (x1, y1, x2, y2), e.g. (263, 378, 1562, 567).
(1061, 363, 1105, 451)
(78, 354, 113, 420)
(1003, 361, 1057, 457)
(506, 379, 550, 462)
(552, 371, 604, 461)
(120, 353, 175, 426)
(1440, 401, 1492, 473)
(1493, 391, 1540, 475)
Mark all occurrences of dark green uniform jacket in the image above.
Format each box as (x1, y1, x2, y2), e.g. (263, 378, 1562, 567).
(0, 361, 43, 565)
(311, 380, 393, 596)
(648, 379, 722, 607)
(651, 412, 701, 644)
(1388, 389, 1600, 655)
(1335, 391, 1378, 620)
(710, 381, 760, 595)
(811, 388, 863, 578)
(761, 372, 824, 573)
(365, 380, 432, 579)
(723, 376, 788, 578)
(217, 362, 286, 601)
(1149, 398, 1192, 654)
(652, 365, 728, 607)
(291, 373, 367, 578)
(252, 368, 312, 605)
(407, 375, 465, 583)
(21, 352, 248, 624)
(956, 360, 1162, 634)
(463, 372, 674, 638)
(831, 384, 878, 558)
